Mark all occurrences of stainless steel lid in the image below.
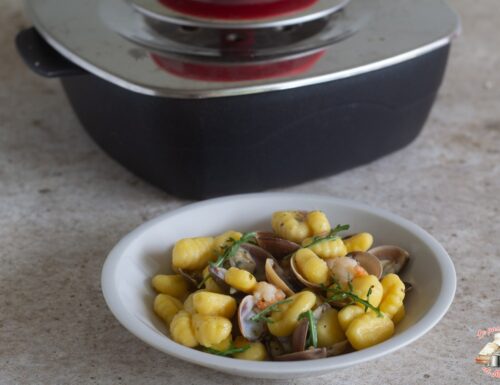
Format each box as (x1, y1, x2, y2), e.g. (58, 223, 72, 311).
(25, 0, 460, 98)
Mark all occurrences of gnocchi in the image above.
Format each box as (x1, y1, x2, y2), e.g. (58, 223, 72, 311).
(151, 209, 411, 360)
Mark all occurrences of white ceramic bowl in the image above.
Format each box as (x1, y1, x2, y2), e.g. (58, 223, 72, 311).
(101, 193, 456, 379)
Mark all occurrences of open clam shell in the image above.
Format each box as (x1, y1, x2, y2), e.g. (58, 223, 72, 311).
(208, 265, 231, 293)
(368, 245, 410, 277)
(176, 268, 201, 288)
(235, 243, 275, 281)
(292, 318, 310, 352)
(237, 295, 267, 341)
(326, 340, 349, 357)
(349, 251, 383, 279)
(273, 347, 328, 361)
(265, 337, 286, 359)
(265, 258, 300, 297)
(256, 232, 300, 259)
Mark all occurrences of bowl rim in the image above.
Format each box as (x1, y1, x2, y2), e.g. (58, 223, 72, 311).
(101, 192, 456, 375)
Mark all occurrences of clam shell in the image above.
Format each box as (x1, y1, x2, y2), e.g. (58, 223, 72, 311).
(273, 347, 328, 361)
(238, 243, 275, 281)
(292, 318, 309, 352)
(264, 258, 298, 297)
(237, 295, 266, 341)
(326, 340, 349, 357)
(369, 245, 410, 276)
(256, 232, 300, 259)
(177, 268, 200, 288)
(208, 265, 231, 293)
(350, 251, 383, 279)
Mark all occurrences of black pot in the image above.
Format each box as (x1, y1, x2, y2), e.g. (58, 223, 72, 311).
(16, 27, 450, 199)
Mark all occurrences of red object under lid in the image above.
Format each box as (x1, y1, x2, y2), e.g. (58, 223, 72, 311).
(151, 50, 325, 82)
(158, 0, 318, 20)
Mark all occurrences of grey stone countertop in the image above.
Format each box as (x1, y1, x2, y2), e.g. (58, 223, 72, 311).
(1, 0, 499, 384)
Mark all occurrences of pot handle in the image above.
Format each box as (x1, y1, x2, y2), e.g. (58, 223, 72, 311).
(16, 27, 86, 78)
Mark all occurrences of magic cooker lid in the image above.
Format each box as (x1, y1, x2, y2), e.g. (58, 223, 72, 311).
(25, 0, 460, 98)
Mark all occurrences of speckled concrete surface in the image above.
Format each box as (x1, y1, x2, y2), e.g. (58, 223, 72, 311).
(1, 0, 499, 384)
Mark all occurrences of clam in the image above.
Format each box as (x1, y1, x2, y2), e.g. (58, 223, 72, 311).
(312, 303, 332, 320)
(265, 337, 287, 359)
(349, 251, 383, 279)
(256, 232, 300, 259)
(326, 340, 349, 357)
(177, 268, 201, 288)
(228, 246, 257, 274)
(292, 318, 310, 352)
(237, 295, 266, 341)
(264, 258, 301, 297)
(273, 316, 329, 361)
(208, 265, 231, 293)
(273, 347, 328, 361)
(232, 243, 275, 281)
(272, 303, 345, 361)
(368, 245, 409, 277)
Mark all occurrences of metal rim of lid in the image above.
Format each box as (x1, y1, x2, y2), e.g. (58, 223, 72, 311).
(129, 0, 351, 29)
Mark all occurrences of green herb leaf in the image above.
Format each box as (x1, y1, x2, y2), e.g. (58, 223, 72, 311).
(304, 224, 350, 249)
(197, 232, 257, 288)
(249, 298, 293, 323)
(205, 343, 251, 357)
(365, 285, 374, 312)
(298, 310, 318, 348)
(326, 282, 383, 317)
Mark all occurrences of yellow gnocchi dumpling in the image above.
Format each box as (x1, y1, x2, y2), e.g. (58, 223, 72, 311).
(152, 274, 189, 300)
(172, 237, 215, 271)
(302, 237, 347, 259)
(213, 231, 242, 254)
(294, 248, 329, 285)
(379, 273, 405, 319)
(192, 314, 232, 348)
(346, 312, 394, 350)
(183, 289, 206, 313)
(210, 335, 232, 351)
(268, 291, 316, 337)
(192, 291, 237, 318)
(272, 210, 331, 243)
(154, 294, 183, 325)
(351, 275, 383, 308)
(317, 308, 345, 348)
(233, 336, 269, 361)
(342, 233, 374, 253)
(170, 310, 198, 347)
(392, 304, 406, 325)
(224, 267, 257, 293)
(337, 304, 365, 332)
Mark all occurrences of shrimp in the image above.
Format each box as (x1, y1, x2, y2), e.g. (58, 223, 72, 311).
(253, 281, 286, 310)
(326, 256, 367, 287)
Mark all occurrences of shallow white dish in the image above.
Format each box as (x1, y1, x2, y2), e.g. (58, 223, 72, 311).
(101, 193, 456, 379)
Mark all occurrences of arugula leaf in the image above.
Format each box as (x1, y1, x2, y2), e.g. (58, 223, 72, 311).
(197, 232, 257, 288)
(304, 224, 350, 249)
(326, 282, 383, 317)
(249, 298, 293, 324)
(298, 310, 318, 348)
(205, 343, 251, 357)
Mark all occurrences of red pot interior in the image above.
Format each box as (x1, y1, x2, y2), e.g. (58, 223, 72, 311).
(151, 51, 324, 82)
(158, 0, 318, 19)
